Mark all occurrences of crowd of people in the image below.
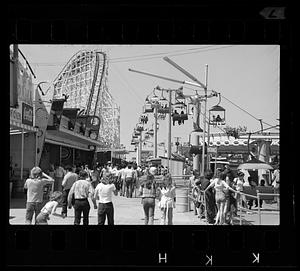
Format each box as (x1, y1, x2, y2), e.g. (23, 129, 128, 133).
(23, 162, 176, 225)
(22, 161, 279, 226)
(188, 164, 280, 225)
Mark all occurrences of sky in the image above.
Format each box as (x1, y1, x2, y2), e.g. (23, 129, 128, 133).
(17, 44, 280, 151)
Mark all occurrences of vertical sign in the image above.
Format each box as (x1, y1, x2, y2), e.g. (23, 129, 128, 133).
(22, 102, 33, 126)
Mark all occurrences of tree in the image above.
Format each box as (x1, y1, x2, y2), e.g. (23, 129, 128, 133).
(223, 125, 247, 139)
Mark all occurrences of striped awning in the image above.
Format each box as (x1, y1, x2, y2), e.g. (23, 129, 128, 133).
(10, 120, 38, 135)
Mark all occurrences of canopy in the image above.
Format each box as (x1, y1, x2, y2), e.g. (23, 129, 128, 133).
(237, 158, 273, 170)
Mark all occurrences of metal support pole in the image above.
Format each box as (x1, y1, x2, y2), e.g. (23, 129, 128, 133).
(138, 131, 142, 165)
(59, 145, 62, 165)
(192, 101, 200, 171)
(168, 90, 172, 170)
(205, 65, 210, 172)
(73, 148, 75, 166)
(12, 45, 19, 107)
(201, 65, 208, 176)
(154, 105, 158, 158)
(239, 197, 242, 225)
(21, 128, 24, 181)
(35, 132, 38, 166)
(207, 120, 211, 171)
(257, 191, 261, 225)
(214, 148, 218, 174)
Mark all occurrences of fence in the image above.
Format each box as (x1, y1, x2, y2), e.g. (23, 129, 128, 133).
(146, 174, 280, 225)
(237, 190, 280, 225)
(186, 182, 280, 225)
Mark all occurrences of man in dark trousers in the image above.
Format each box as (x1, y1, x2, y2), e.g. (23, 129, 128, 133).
(199, 170, 217, 224)
(61, 165, 78, 218)
(68, 171, 94, 225)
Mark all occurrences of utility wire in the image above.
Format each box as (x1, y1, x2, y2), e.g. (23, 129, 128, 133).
(239, 124, 280, 136)
(29, 46, 212, 66)
(185, 85, 278, 129)
(109, 45, 215, 61)
(29, 45, 234, 66)
(110, 45, 235, 64)
(111, 66, 144, 103)
(220, 94, 276, 127)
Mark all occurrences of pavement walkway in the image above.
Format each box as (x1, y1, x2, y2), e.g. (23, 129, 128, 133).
(9, 194, 279, 225)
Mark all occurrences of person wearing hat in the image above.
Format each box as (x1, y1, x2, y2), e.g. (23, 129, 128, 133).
(24, 167, 55, 224)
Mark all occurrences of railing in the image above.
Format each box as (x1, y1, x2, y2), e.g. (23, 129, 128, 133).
(187, 186, 279, 225)
(152, 174, 280, 225)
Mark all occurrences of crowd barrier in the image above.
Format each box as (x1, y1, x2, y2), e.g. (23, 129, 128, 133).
(138, 174, 280, 225)
(237, 190, 280, 225)
(187, 185, 280, 225)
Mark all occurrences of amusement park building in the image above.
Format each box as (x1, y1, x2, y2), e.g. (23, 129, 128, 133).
(10, 48, 121, 198)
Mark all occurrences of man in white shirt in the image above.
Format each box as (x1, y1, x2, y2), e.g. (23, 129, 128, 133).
(94, 174, 117, 225)
(67, 171, 94, 225)
(124, 164, 134, 198)
(120, 165, 127, 196)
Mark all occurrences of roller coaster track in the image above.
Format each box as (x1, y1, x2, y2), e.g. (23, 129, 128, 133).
(53, 50, 120, 148)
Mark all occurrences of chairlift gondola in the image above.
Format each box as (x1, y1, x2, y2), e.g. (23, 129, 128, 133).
(209, 93, 226, 126)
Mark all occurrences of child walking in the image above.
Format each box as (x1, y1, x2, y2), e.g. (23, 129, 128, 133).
(36, 191, 64, 224)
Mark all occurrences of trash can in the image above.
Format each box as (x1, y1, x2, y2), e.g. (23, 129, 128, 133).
(176, 187, 189, 212)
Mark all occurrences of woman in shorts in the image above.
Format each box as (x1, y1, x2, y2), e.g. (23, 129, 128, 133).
(205, 172, 237, 225)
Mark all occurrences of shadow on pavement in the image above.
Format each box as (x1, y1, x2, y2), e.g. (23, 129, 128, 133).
(9, 198, 26, 209)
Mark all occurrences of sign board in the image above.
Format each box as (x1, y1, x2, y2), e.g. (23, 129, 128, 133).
(34, 83, 55, 166)
(17, 61, 33, 106)
(22, 102, 33, 126)
(10, 107, 22, 124)
(207, 147, 218, 153)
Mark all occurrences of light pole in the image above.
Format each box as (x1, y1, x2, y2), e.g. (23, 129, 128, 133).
(156, 86, 183, 171)
(162, 58, 209, 176)
(190, 96, 201, 171)
(138, 130, 142, 165)
(129, 65, 217, 175)
(154, 105, 158, 158)
(201, 64, 209, 176)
